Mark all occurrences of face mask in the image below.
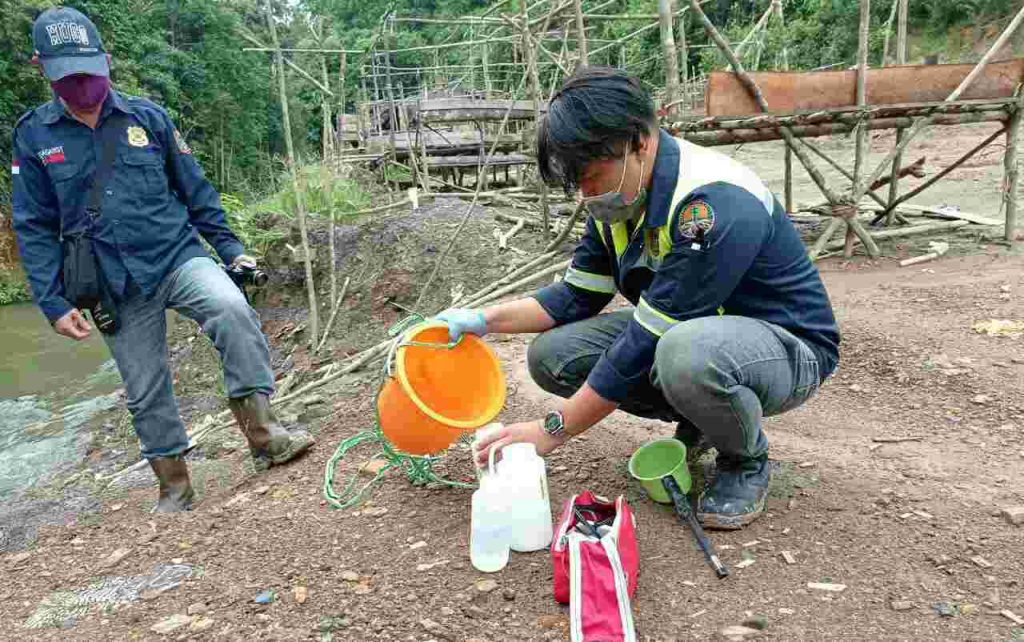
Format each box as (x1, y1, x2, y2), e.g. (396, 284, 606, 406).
(581, 150, 647, 223)
(51, 74, 110, 111)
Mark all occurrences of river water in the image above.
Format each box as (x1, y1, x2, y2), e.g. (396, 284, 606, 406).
(0, 303, 122, 499)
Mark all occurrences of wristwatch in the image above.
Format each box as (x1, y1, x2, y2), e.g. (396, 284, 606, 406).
(543, 410, 566, 438)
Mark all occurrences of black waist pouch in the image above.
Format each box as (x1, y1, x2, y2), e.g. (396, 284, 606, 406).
(63, 233, 102, 308)
(62, 232, 119, 334)
(59, 113, 129, 335)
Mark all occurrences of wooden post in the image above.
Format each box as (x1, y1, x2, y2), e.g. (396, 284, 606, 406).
(1004, 91, 1023, 241)
(658, 0, 680, 115)
(573, 0, 588, 65)
(266, 3, 319, 347)
(520, 0, 550, 239)
(896, 0, 908, 65)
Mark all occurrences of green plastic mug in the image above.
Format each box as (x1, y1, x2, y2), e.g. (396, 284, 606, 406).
(628, 438, 692, 504)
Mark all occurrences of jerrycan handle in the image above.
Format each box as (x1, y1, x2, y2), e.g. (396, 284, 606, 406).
(488, 442, 500, 477)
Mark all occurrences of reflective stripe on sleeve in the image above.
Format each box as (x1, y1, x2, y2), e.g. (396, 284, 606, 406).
(633, 297, 680, 336)
(564, 266, 616, 294)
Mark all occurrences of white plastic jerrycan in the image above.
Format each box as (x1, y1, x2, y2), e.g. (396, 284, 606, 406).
(469, 446, 513, 573)
(496, 442, 553, 552)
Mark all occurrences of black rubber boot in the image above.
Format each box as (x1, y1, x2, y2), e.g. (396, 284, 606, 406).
(697, 454, 771, 530)
(148, 456, 195, 513)
(229, 393, 314, 472)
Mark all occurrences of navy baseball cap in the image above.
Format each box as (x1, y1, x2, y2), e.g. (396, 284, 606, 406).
(32, 7, 109, 80)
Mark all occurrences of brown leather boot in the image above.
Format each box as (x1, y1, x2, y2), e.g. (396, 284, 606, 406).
(148, 456, 195, 513)
(229, 392, 314, 472)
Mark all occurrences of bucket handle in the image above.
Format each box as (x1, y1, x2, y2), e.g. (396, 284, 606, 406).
(384, 326, 466, 378)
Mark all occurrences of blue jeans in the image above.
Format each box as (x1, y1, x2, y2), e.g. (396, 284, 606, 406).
(527, 311, 822, 460)
(103, 257, 274, 459)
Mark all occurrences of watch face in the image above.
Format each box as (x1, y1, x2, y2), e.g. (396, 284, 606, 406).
(544, 412, 562, 434)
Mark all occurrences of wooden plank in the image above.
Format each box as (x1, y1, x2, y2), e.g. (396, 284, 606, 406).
(425, 154, 533, 168)
(419, 98, 547, 123)
(706, 59, 1024, 117)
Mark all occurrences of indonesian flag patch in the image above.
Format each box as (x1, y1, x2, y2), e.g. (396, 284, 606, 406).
(37, 146, 66, 166)
(11, 159, 19, 175)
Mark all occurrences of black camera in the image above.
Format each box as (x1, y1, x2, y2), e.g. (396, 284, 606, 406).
(225, 264, 269, 289)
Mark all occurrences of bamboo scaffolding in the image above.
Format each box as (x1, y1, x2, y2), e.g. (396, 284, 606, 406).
(678, 110, 1009, 146)
(265, 3, 319, 347)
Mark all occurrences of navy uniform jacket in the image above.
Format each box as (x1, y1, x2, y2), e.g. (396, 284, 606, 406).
(534, 129, 840, 403)
(12, 90, 243, 322)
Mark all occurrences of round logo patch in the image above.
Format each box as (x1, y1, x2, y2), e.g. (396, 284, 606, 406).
(127, 126, 149, 147)
(678, 200, 715, 240)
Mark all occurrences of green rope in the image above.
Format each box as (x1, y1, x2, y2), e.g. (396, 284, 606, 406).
(322, 316, 476, 510)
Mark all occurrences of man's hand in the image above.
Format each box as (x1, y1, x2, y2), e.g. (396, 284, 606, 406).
(53, 309, 92, 340)
(436, 308, 487, 343)
(472, 419, 566, 468)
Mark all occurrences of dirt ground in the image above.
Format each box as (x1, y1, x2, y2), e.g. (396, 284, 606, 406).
(1, 122, 1023, 641)
(1, 248, 1021, 641)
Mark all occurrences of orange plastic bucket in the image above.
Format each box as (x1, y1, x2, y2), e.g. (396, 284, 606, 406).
(377, 322, 506, 455)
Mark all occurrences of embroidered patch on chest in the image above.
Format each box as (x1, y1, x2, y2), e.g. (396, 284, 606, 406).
(37, 146, 65, 165)
(678, 200, 715, 240)
(127, 126, 149, 147)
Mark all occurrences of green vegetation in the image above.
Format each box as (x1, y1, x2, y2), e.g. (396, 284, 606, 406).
(0, 268, 30, 305)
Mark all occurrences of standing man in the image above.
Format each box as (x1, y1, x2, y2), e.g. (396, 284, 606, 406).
(12, 7, 312, 513)
(442, 67, 839, 530)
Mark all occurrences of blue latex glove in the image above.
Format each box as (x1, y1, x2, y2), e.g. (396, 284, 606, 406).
(436, 308, 488, 343)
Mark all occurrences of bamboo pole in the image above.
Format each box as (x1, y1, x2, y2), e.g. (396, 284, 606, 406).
(658, 0, 681, 115)
(266, 4, 319, 348)
(338, 51, 347, 156)
(855, 3, 1024, 204)
(382, 50, 401, 195)
(880, 0, 899, 66)
(320, 55, 333, 160)
(573, 0, 588, 65)
(884, 128, 905, 225)
(846, 0, 871, 256)
(677, 7, 689, 83)
(896, 0, 908, 65)
(520, 0, 550, 240)
(239, 31, 335, 96)
(1005, 91, 1024, 241)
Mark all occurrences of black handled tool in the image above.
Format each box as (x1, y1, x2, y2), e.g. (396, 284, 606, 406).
(662, 476, 729, 579)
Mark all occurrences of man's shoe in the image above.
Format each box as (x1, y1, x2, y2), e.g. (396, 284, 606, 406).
(697, 455, 770, 530)
(148, 455, 195, 513)
(229, 393, 314, 472)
